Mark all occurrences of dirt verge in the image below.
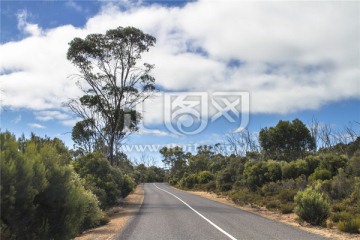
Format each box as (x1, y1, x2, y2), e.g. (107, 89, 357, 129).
(185, 190, 360, 240)
(75, 184, 144, 240)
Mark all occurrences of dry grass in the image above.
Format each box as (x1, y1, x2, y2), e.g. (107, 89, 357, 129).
(75, 184, 144, 240)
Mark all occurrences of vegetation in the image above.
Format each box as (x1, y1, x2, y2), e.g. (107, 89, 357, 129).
(0, 132, 107, 239)
(161, 119, 360, 233)
(0, 131, 164, 239)
(66, 26, 156, 165)
(294, 187, 330, 225)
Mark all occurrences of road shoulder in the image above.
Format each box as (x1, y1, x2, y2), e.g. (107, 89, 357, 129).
(178, 188, 359, 240)
(74, 184, 144, 240)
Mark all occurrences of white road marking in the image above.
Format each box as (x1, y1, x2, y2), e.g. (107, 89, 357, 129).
(153, 183, 238, 240)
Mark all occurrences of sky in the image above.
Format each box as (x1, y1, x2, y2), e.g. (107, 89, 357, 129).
(1, 0, 359, 165)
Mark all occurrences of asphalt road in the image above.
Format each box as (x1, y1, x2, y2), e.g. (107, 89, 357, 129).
(117, 183, 327, 240)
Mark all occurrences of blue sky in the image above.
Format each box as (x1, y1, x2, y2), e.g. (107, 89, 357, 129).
(1, 0, 359, 165)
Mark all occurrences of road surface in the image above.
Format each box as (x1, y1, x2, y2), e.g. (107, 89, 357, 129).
(117, 183, 327, 240)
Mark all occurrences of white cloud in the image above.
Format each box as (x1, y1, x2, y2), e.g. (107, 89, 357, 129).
(0, 1, 359, 126)
(28, 123, 46, 129)
(35, 110, 71, 121)
(17, 9, 43, 37)
(12, 115, 22, 124)
(65, 0, 83, 12)
(136, 128, 179, 138)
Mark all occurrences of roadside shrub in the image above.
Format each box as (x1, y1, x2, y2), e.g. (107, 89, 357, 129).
(294, 187, 330, 225)
(217, 182, 233, 192)
(280, 203, 294, 214)
(346, 153, 360, 177)
(330, 211, 352, 223)
(266, 200, 281, 210)
(282, 160, 309, 179)
(319, 154, 348, 176)
(204, 181, 216, 191)
(72, 152, 134, 208)
(0, 132, 105, 239)
(337, 217, 360, 233)
(308, 168, 332, 181)
(197, 171, 215, 184)
(261, 182, 281, 196)
(278, 189, 297, 203)
(180, 174, 198, 189)
(229, 188, 262, 206)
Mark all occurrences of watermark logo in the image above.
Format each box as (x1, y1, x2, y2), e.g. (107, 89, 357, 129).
(138, 91, 250, 136)
(164, 92, 208, 135)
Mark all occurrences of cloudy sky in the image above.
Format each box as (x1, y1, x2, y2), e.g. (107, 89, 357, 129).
(1, 0, 359, 163)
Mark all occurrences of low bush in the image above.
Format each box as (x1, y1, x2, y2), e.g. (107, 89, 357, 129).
(308, 168, 332, 181)
(337, 217, 360, 233)
(294, 187, 330, 226)
(72, 152, 135, 209)
(265, 200, 281, 210)
(280, 203, 294, 214)
(330, 211, 352, 223)
(204, 181, 217, 191)
(179, 174, 198, 189)
(278, 189, 297, 203)
(229, 189, 263, 206)
(197, 171, 215, 184)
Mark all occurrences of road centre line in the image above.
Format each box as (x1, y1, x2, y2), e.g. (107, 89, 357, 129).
(153, 183, 237, 240)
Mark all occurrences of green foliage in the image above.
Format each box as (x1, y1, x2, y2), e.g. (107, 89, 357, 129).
(347, 152, 360, 176)
(259, 119, 315, 161)
(179, 174, 198, 189)
(67, 26, 157, 164)
(294, 187, 330, 225)
(160, 146, 189, 181)
(280, 203, 294, 214)
(319, 169, 353, 200)
(133, 164, 165, 183)
(72, 152, 134, 208)
(330, 211, 352, 223)
(243, 160, 283, 190)
(216, 168, 236, 191)
(337, 217, 360, 233)
(0, 132, 105, 239)
(197, 171, 215, 184)
(309, 168, 332, 181)
(319, 154, 348, 176)
(282, 159, 309, 179)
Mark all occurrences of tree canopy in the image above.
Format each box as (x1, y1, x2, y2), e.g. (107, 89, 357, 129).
(67, 26, 156, 164)
(259, 119, 316, 161)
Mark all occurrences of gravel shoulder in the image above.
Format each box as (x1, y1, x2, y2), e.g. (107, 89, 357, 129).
(184, 189, 360, 240)
(74, 184, 144, 240)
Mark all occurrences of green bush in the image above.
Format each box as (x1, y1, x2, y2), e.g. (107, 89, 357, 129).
(319, 154, 348, 176)
(72, 152, 134, 208)
(229, 188, 262, 206)
(204, 181, 217, 191)
(179, 174, 198, 189)
(280, 203, 294, 214)
(0, 132, 106, 239)
(278, 189, 297, 203)
(308, 168, 332, 181)
(282, 160, 309, 179)
(330, 211, 352, 223)
(294, 187, 330, 225)
(337, 217, 360, 233)
(266, 200, 281, 210)
(197, 171, 215, 184)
